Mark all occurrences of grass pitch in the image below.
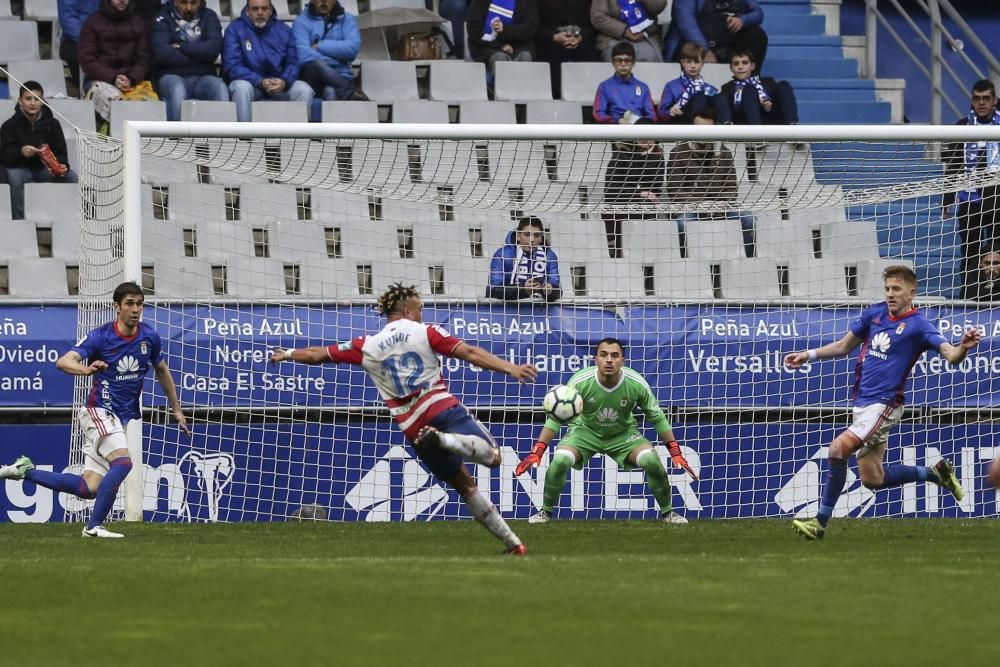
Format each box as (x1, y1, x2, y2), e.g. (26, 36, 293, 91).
(2, 519, 996, 667)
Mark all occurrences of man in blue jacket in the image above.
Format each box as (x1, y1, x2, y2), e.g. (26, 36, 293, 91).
(57, 0, 100, 93)
(223, 0, 315, 122)
(663, 0, 768, 70)
(292, 0, 366, 101)
(152, 0, 229, 122)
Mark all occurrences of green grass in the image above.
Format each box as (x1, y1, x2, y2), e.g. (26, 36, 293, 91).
(2, 519, 996, 667)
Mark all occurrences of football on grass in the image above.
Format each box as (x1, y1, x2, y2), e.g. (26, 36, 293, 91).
(543, 384, 583, 423)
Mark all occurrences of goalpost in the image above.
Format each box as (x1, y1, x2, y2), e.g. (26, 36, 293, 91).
(67, 120, 1000, 524)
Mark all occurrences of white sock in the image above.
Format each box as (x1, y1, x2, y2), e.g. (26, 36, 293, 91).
(465, 489, 521, 548)
(438, 432, 499, 466)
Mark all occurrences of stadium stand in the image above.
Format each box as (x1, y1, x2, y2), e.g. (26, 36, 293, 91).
(0, 0, 970, 300)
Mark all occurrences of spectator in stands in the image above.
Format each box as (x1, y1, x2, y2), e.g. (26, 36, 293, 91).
(487, 216, 562, 302)
(435, 0, 469, 59)
(535, 0, 599, 98)
(467, 0, 538, 77)
(968, 246, 1000, 302)
(659, 41, 728, 124)
(720, 48, 798, 127)
(666, 107, 755, 257)
(591, 0, 666, 63)
(593, 42, 656, 124)
(602, 117, 664, 257)
(223, 0, 315, 123)
(663, 0, 768, 70)
(0, 82, 78, 220)
(942, 79, 1000, 299)
(79, 0, 155, 133)
(151, 0, 229, 122)
(293, 0, 367, 102)
(57, 0, 100, 95)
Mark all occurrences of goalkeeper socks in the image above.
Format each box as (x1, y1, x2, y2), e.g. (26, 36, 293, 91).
(870, 464, 930, 490)
(541, 450, 574, 513)
(636, 448, 673, 514)
(439, 432, 499, 467)
(464, 488, 521, 549)
(86, 458, 133, 530)
(25, 468, 95, 499)
(817, 457, 847, 528)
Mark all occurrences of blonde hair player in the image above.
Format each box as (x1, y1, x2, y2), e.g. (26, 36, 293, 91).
(785, 266, 980, 540)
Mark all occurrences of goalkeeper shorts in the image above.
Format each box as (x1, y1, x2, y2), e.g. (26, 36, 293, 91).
(560, 426, 650, 470)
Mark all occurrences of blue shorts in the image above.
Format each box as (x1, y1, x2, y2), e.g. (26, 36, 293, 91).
(413, 405, 496, 481)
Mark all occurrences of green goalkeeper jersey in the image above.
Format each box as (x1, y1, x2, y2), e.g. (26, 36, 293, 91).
(543, 366, 672, 437)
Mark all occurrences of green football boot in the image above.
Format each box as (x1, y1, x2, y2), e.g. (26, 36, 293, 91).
(933, 459, 964, 501)
(792, 517, 825, 541)
(0, 455, 34, 480)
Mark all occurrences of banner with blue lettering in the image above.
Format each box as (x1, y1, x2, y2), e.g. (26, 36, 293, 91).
(2, 303, 1000, 408)
(145, 303, 1000, 410)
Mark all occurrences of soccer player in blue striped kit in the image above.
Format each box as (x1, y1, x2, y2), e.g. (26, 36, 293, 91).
(0, 282, 189, 537)
(784, 265, 979, 540)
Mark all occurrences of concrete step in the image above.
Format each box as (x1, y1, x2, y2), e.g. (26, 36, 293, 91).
(769, 45, 846, 59)
(765, 58, 858, 79)
(786, 78, 875, 91)
(762, 14, 827, 34)
(796, 89, 876, 103)
(799, 100, 892, 123)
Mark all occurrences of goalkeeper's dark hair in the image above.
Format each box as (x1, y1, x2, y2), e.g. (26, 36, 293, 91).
(112, 281, 144, 305)
(595, 337, 625, 355)
(376, 281, 420, 317)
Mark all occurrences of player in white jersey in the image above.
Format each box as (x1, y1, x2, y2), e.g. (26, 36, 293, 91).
(0, 282, 189, 538)
(270, 282, 537, 555)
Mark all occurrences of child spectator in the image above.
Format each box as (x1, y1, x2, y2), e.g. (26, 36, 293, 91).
(593, 42, 657, 124)
(720, 48, 798, 126)
(0, 82, 78, 220)
(487, 216, 562, 302)
(602, 118, 665, 257)
(659, 41, 729, 124)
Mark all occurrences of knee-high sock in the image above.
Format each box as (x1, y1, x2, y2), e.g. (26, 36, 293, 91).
(25, 468, 95, 499)
(637, 449, 673, 514)
(542, 450, 574, 513)
(817, 458, 847, 528)
(870, 464, 931, 490)
(438, 432, 498, 466)
(464, 488, 520, 549)
(87, 458, 133, 530)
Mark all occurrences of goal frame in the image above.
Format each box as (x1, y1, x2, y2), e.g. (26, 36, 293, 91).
(113, 120, 1000, 521)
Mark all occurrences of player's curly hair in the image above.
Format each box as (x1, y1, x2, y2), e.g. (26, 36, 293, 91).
(376, 282, 420, 316)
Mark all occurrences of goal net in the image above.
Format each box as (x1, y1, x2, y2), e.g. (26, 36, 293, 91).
(68, 121, 1000, 523)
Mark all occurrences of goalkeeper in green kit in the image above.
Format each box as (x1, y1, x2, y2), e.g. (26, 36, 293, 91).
(515, 338, 697, 524)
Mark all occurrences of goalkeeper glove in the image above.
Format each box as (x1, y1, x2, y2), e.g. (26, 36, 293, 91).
(515, 441, 548, 476)
(667, 441, 698, 481)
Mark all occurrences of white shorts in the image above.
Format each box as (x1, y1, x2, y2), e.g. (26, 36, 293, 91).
(847, 403, 903, 458)
(78, 407, 129, 475)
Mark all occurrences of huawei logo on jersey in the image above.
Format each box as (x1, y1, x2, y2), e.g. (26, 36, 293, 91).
(869, 331, 891, 360)
(117, 355, 140, 373)
(596, 407, 619, 423)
